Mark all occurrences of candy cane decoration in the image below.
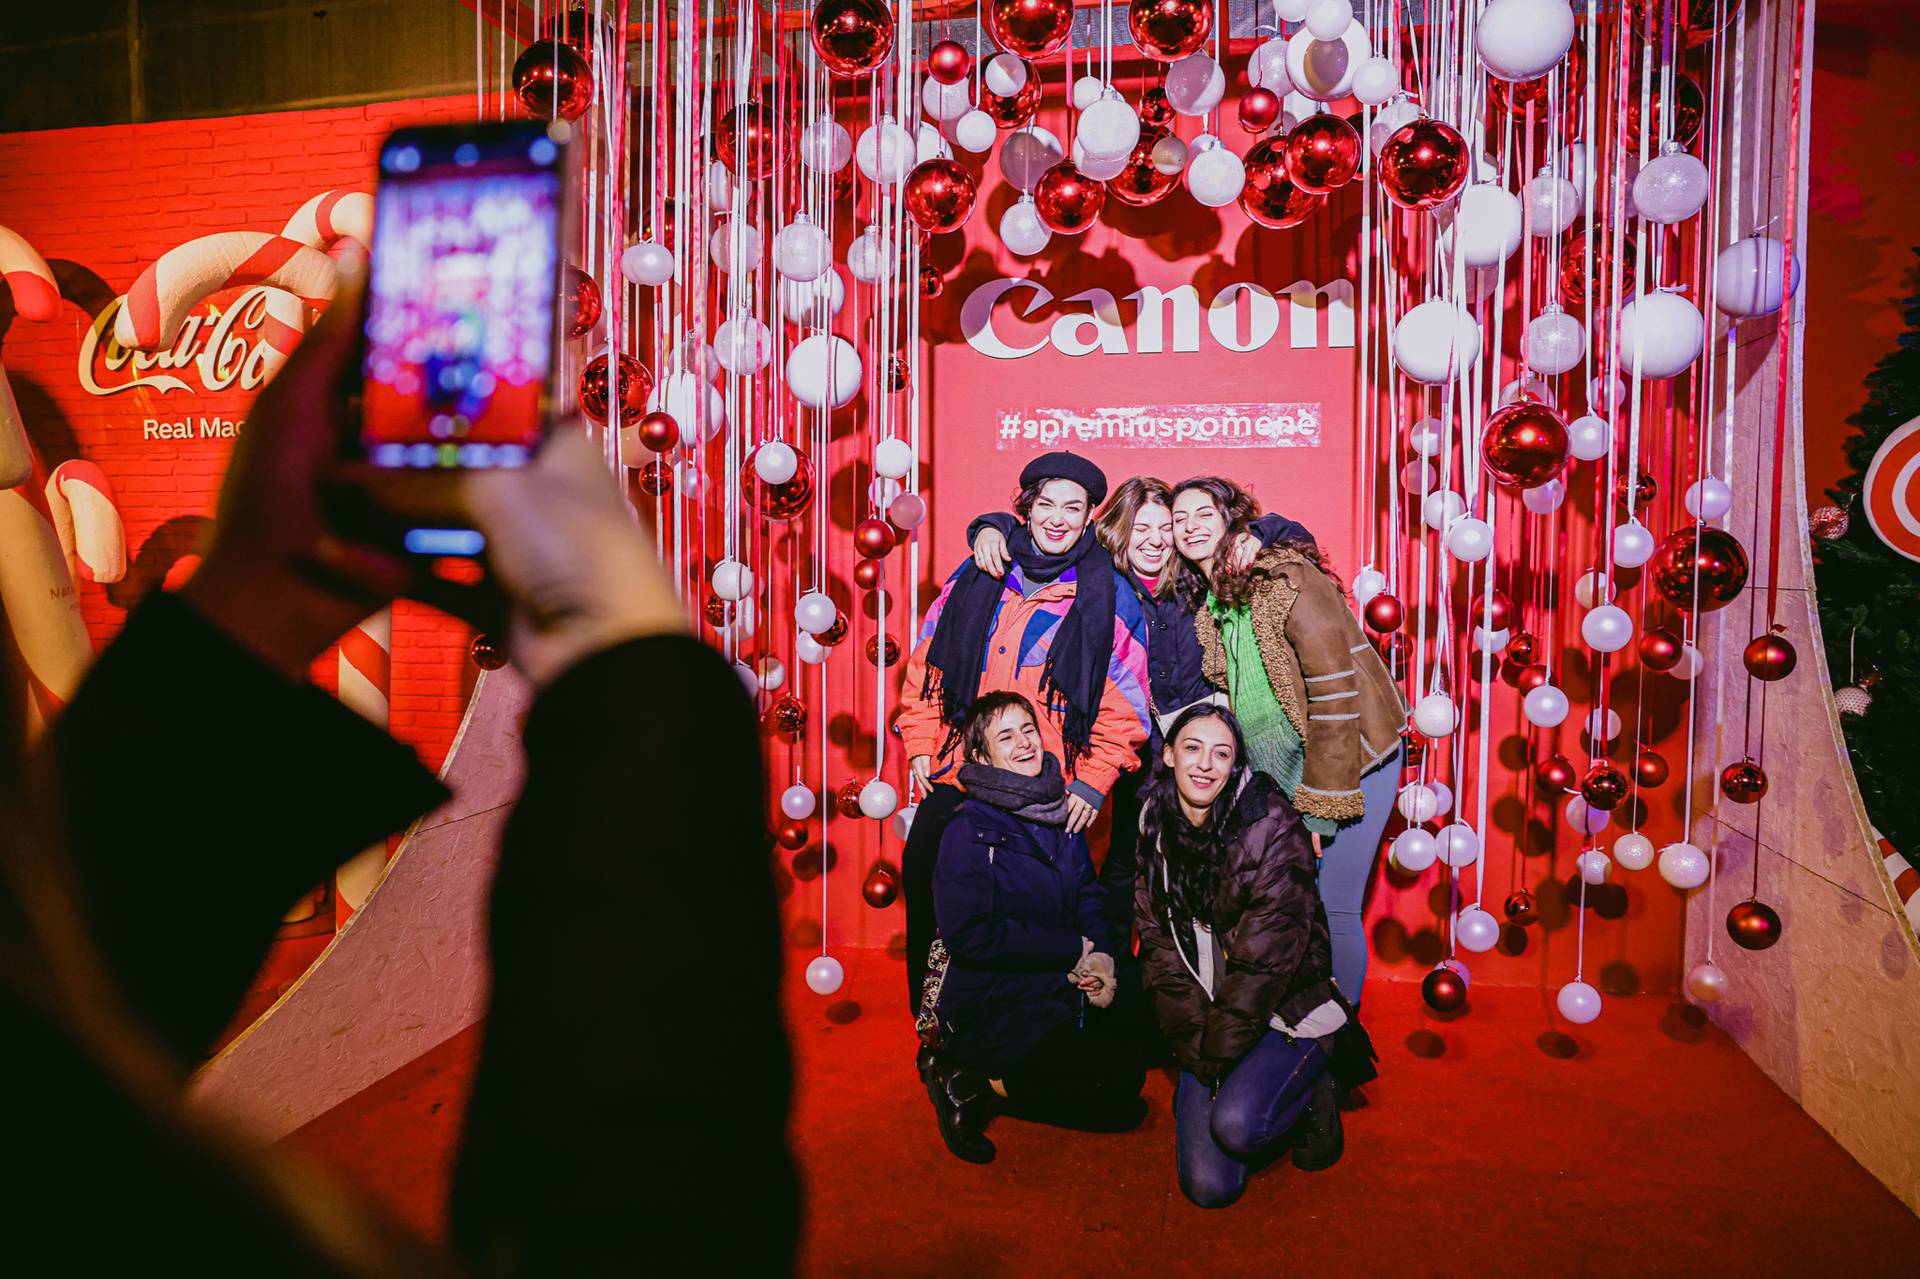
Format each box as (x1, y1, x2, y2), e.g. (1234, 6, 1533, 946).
(280, 190, 375, 251)
(113, 232, 335, 375)
(0, 224, 59, 322)
(333, 609, 394, 919)
(44, 459, 126, 586)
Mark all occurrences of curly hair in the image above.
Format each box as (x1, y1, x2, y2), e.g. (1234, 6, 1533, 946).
(1170, 475, 1331, 611)
(1141, 703, 1254, 933)
(1093, 476, 1175, 594)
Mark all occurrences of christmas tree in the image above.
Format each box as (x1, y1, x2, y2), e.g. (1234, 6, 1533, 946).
(1813, 249, 1920, 876)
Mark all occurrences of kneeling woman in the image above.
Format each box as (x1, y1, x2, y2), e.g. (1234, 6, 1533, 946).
(1136, 705, 1376, 1208)
(922, 692, 1147, 1164)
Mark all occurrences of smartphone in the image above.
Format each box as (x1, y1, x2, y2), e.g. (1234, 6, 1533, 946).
(352, 120, 574, 556)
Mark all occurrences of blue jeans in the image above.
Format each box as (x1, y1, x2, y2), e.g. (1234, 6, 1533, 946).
(1316, 746, 1404, 1005)
(1174, 1031, 1328, 1208)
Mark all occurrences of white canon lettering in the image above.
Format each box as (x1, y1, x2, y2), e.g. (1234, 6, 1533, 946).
(1206, 283, 1281, 353)
(961, 277, 1056, 360)
(1125, 285, 1201, 354)
(1283, 278, 1356, 349)
(1049, 289, 1129, 357)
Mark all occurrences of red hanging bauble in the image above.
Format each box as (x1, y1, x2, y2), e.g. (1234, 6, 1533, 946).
(1138, 86, 1175, 128)
(905, 157, 979, 234)
(853, 558, 884, 592)
(1488, 34, 1584, 115)
(1421, 965, 1468, 1013)
(637, 411, 679, 454)
(1558, 231, 1637, 308)
(836, 779, 866, 819)
(1719, 759, 1769, 804)
(716, 100, 786, 180)
(1283, 113, 1363, 193)
(1034, 162, 1107, 234)
(1400, 730, 1426, 770)
(1808, 504, 1850, 540)
(986, 0, 1074, 58)
(811, 0, 896, 78)
(1537, 753, 1576, 794)
(1625, 71, 1705, 150)
(469, 633, 509, 671)
(1127, 0, 1214, 61)
(1505, 629, 1538, 667)
(1363, 592, 1404, 634)
(1240, 138, 1325, 230)
(775, 819, 811, 851)
(855, 518, 897, 560)
(563, 265, 601, 338)
(545, 4, 603, 51)
(740, 450, 816, 521)
(512, 40, 594, 121)
(1627, 0, 1734, 47)
(1377, 117, 1471, 210)
(1482, 401, 1571, 487)
(767, 694, 808, 738)
(1516, 662, 1550, 694)
(866, 634, 901, 668)
(579, 354, 653, 423)
(1373, 631, 1410, 678)
(1581, 763, 1632, 811)
(1726, 900, 1782, 951)
(1503, 889, 1538, 925)
(1239, 87, 1283, 134)
(1616, 469, 1657, 508)
(1485, 589, 1513, 631)
(702, 595, 730, 628)
(1743, 632, 1798, 682)
(1634, 749, 1670, 788)
(636, 460, 670, 497)
(928, 38, 972, 85)
(863, 861, 901, 908)
(819, 613, 849, 646)
(1649, 527, 1751, 612)
(1638, 626, 1681, 671)
(919, 264, 945, 299)
(1107, 126, 1180, 207)
(887, 352, 911, 392)
(980, 57, 1043, 127)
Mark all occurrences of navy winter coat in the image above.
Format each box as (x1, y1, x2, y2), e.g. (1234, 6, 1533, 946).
(930, 798, 1113, 1075)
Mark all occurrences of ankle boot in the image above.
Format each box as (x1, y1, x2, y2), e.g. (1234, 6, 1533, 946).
(927, 1062, 997, 1164)
(1290, 1070, 1344, 1171)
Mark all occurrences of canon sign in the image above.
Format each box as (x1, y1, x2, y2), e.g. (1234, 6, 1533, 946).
(960, 276, 1357, 360)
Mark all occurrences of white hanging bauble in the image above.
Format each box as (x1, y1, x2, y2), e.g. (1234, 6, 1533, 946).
(859, 778, 899, 821)
(1577, 847, 1612, 885)
(1446, 516, 1495, 562)
(1500, 376, 1558, 408)
(713, 315, 772, 376)
(923, 75, 973, 123)
(869, 476, 904, 509)
(1352, 566, 1388, 605)
(795, 590, 838, 635)
(1619, 290, 1704, 378)
(1185, 136, 1245, 207)
(1275, 0, 1312, 18)
(1430, 781, 1455, 817)
(805, 955, 845, 996)
(708, 219, 762, 274)
(710, 558, 753, 602)
(1557, 980, 1602, 1024)
(1474, 625, 1512, 654)
(753, 440, 800, 485)
(1524, 305, 1586, 375)
(800, 117, 853, 172)
(1391, 827, 1439, 872)
(1422, 489, 1466, 533)
(706, 160, 734, 212)
(796, 631, 828, 664)
(1685, 477, 1734, 521)
(780, 784, 818, 821)
(1166, 53, 1226, 116)
(1306, 0, 1353, 39)
(1369, 94, 1422, 156)
(1151, 134, 1189, 175)
(733, 661, 759, 697)
(1658, 841, 1710, 890)
(1715, 236, 1798, 317)
(1671, 644, 1705, 680)
(914, 121, 946, 165)
(1456, 906, 1501, 953)
(889, 491, 928, 530)
(999, 196, 1053, 257)
(1406, 415, 1445, 458)
(755, 656, 785, 693)
(1001, 126, 1065, 192)
(1633, 147, 1710, 224)
(1613, 831, 1656, 872)
(1567, 413, 1612, 462)
(1573, 568, 1613, 609)
(1396, 782, 1440, 825)
(1565, 794, 1611, 835)
(1476, 0, 1576, 81)
(779, 268, 847, 325)
(1521, 479, 1566, 514)
(1248, 39, 1294, 93)
(1612, 519, 1656, 568)
(1523, 683, 1570, 727)
(648, 371, 727, 446)
(1400, 459, 1438, 494)
(1585, 707, 1624, 743)
(1072, 135, 1131, 182)
(1079, 95, 1142, 161)
(1436, 822, 1481, 868)
(984, 52, 1029, 97)
(1685, 961, 1729, 1002)
(674, 460, 708, 501)
(847, 231, 887, 284)
(954, 109, 997, 154)
(1393, 298, 1483, 385)
(1072, 74, 1106, 111)
(786, 333, 863, 410)
(893, 804, 918, 841)
(772, 218, 830, 282)
(1455, 183, 1524, 268)
(1589, 373, 1627, 412)
(1352, 55, 1398, 105)
(621, 239, 676, 286)
(873, 437, 915, 480)
(1414, 692, 1458, 738)
(1581, 603, 1633, 653)
(856, 116, 915, 185)
(1525, 169, 1581, 235)
(1286, 21, 1368, 101)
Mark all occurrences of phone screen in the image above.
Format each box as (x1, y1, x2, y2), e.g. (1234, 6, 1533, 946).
(361, 122, 566, 469)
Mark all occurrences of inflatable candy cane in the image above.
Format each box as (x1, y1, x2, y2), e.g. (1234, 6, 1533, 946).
(44, 459, 127, 587)
(334, 608, 394, 920)
(280, 190, 374, 251)
(0, 225, 58, 489)
(114, 231, 335, 379)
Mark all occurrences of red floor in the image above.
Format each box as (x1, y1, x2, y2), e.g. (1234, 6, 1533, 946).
(286, 949, 1920, 1276)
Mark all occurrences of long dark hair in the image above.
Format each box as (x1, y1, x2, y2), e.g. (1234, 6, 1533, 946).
(1170, 475, 1330, 612)
(1142, 703, 1254, 932)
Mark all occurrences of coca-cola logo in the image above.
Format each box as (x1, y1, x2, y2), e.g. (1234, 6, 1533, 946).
(79, 286, 284, 397)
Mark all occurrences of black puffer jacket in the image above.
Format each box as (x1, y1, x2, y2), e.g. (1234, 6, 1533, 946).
(1134, 774, 1340, 1079)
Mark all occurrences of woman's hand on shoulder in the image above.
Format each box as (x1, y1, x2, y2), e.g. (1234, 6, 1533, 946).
(971, 526, 1010, 578)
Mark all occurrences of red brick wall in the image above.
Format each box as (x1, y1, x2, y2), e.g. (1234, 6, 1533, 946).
(0, 96, 481, 772)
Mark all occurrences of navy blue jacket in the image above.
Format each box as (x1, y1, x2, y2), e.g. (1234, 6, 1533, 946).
(930, 798, 1112, 1074)
(969, 511, 1314, 719)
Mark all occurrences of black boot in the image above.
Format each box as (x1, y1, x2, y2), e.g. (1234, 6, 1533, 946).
(1290, 1070, 1344, 1171)
(926, 1062, 997, 1164)
(915, 1046, 939, 1085)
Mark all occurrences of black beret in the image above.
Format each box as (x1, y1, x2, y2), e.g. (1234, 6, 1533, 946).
(1017, 451, 1108, 507)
